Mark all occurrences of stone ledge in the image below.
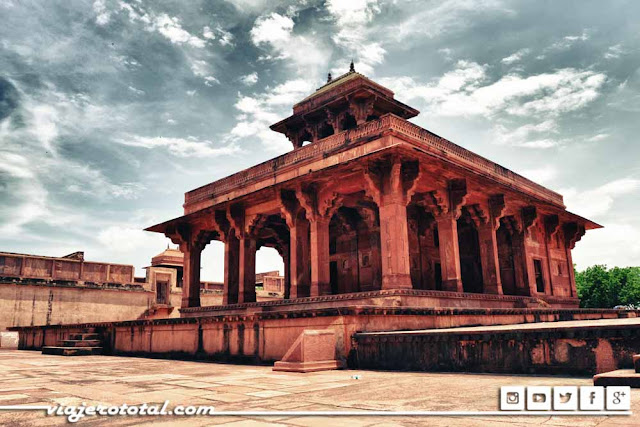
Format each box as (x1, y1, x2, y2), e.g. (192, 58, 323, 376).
(10, 304, 638, 333)
(179, 289, 580, 314)
(593, 370, 640, 387)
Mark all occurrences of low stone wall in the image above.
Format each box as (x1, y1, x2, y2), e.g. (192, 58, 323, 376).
(0, 281, 155, 331)
(12, 306, 637, 368)
(353, 320, 640, 375)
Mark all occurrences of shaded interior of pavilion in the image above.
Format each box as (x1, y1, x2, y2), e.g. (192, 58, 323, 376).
(196, 188, 556, 306)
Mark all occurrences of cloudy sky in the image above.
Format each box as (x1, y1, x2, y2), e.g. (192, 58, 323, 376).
(1, 0, 639, 281)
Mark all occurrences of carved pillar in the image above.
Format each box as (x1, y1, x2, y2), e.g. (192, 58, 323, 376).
(364, 158, 420, 290)
(476, 195, 506, 295)
(290, 219, 310, 298)
(166, 223, 205, 309)
(180, 240, 202, 308)
(280, 190, 311, 299)
(310, 216, 331, 296)
(521, 206, 539, 296)
(432, 179, 467, 293)
(282, 245, 291, 299)
(544, 215, 560, 295)
(238, 237, 257, 303)
(435, 214, 462, 292)
(223, 234, 239, 304)
(477, 223, 502, 295)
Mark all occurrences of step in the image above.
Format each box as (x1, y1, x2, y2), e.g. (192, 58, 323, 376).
(68, 333, 99, 340)
(59, 339, 101, 347)
(593, 369, 640, 387)
(42, 346, 103, 356)
(634, 354, 640, 373)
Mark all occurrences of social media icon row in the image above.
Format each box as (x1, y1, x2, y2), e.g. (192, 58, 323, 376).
(500, 386, 630, 411)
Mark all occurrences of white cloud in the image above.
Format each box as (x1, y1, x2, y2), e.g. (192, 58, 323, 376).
(97, 225, 164, 253)
(393, 0, 513, 41)
(128, 85, 145, 96)
(117, 135, 240, 157)
(380, 61, 606, 118)
(227, 79, 316, 152)
(547, 30, 589, 51)
(153, 14, 205, 48)
(604, 44, 625, 60)
(202, 26, 215, 40)
(240, 72, 259, 86)
(562, 178, 640, 218)
(251, 13, 294, 46)
(492, 120, 560, 148)
(519, 166, 557, 184)
(573, 224, 640, 270)
(250, 13, 329, 76)
(585, 133, 609, 142)
(118, 3, 205, 48)
(501, 48, 530, 65)
(325, 0, 383, 74)
(93, 0, 110, 26)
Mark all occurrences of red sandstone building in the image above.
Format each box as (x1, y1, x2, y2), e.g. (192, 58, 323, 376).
(147, 67, 600, 312)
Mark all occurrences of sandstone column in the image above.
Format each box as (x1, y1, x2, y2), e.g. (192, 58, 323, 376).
(181, 242, 202, 308)
(378, 197, 412, 289)
(238, 237, 257, 303)
(365, 158, 416, 290)
(223, 233, 240, 304)
(435, 214, 463, 292)
(477, 223, 503, 294)
(310, 216, 331, 296)
(289, 218, 311, 298)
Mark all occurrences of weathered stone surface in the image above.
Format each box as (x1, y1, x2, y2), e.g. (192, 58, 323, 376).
(274, 329, 339, 372)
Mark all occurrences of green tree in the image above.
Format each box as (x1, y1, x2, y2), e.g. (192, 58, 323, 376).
(576, 265, 640, 308)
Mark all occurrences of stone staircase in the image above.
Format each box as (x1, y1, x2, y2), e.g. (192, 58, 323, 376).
(593, 354, 640, 387)
(42, 328, 103, 356)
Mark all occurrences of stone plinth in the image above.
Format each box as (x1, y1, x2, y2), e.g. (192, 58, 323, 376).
(273, 329, 339, 373)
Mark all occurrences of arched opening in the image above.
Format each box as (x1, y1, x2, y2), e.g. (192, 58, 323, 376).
(199, 241, 225, 304)
(250, 213, 290, 299)
(407, 204, 439, 289)
(299, 129, 313, 146)
(341, 113, 357, 131)
(457, 209, 483, 293)
(328, 196, 381, 294)
(497, 223, 517, 295)
(255, 246, 285, 299)
(317, 122, 334, 139)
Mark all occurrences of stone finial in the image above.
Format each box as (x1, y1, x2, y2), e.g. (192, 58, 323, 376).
(349, 60, 355, 72)
(327, 72, 332, 83)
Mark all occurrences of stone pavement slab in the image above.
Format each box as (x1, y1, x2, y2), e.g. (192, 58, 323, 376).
(0, 350, 638, 426)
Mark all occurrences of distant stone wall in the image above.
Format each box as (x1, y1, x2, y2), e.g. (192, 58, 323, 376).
(0, 253, 134, 284)
(0, 281, 154, 332)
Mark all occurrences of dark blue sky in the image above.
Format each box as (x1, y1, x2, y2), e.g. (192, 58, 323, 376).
(1, 0, 639, 279)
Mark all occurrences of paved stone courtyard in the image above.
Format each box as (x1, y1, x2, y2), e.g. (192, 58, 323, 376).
(0, 350, 637, 426)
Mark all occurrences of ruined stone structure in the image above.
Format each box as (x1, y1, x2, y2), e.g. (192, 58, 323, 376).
(14, 68, 620, 375)
(148, 68, 599, 311)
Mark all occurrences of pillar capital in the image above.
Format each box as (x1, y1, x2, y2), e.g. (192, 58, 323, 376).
(563, 222, 585, 249)
(544, 215, 560, 242)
